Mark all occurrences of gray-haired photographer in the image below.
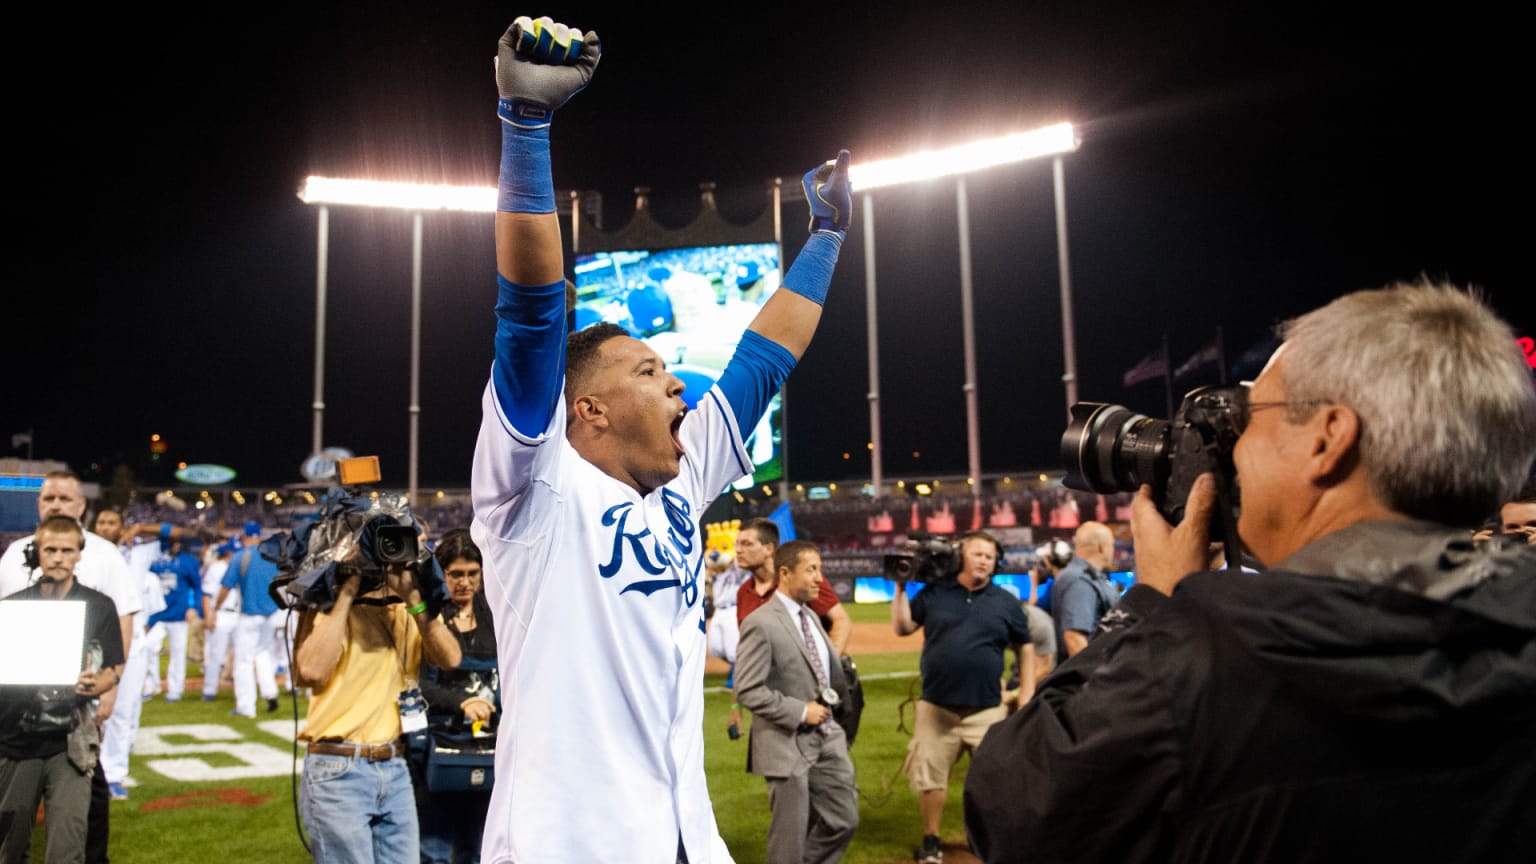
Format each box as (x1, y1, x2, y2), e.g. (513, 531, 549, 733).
(966, 282, 1536, 863)
(265, 472, 461, 863)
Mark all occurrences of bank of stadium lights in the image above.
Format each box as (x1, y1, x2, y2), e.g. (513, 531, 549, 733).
(298, 177, 497, 212)
(848, 123, 1078, 191)
(295, 123, 1077, 212)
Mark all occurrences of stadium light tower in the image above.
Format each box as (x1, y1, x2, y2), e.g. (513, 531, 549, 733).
(848, 122, 1079, 498)
(297, 177, 499, 504)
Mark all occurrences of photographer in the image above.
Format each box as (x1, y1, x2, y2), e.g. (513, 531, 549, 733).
(890, 531, 1029, 864)
(965, 283, 1536, 862)
(292, 521, 461, 863)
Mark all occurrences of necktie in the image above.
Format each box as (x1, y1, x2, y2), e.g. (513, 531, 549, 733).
(800, 608, 829, 690)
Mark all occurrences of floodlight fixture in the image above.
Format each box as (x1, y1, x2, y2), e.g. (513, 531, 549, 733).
(849, 122, 1077, 191)
(297, 176, 497, 212)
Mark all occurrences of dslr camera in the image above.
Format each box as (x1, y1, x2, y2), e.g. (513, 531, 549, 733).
(882, 533, 959, 584)
(1060, 385, 1246, 560)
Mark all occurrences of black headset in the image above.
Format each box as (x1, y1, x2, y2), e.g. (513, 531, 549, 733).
(954, 532, 1005, 576)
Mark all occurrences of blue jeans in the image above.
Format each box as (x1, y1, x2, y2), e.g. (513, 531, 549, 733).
(301, 752, 419, 863)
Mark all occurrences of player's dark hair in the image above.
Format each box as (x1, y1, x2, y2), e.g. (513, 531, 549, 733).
(565, 322, 629, 398)
(773, 539, 817, 574)
(434, 528, 482, 568)
(743, 518, 779, 547)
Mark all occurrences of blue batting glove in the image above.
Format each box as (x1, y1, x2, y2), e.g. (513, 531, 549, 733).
(495, 16, 602, 130)
(802, 149, 852, 236)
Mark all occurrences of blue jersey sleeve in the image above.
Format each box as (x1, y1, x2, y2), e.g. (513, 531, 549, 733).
(713, 329, 796, 433)
(492, 274, 567, 440)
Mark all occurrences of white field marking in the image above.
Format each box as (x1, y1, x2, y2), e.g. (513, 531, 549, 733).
(133, 723, 298, 781)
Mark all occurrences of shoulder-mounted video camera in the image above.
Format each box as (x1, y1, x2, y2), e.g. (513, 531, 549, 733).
(260, 458, 449, 612)
(1060, 384, 1246, 568)
(882, 533, 960, 584)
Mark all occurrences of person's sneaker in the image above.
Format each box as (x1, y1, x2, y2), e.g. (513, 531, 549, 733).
(917, 835, 943, 864)
(202, 693, 216, 702)
(266, 697, 281, 713)
(229, 708, 255, 719)
(108, 782, 129, 801)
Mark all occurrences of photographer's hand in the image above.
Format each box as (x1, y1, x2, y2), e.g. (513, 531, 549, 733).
(384, 563, 417, 604)
(890, 580, 919, 636)
(1130, 473, 1217, 595)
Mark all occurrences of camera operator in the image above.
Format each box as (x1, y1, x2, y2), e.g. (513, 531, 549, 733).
(965, 283, 1536, 863)
(293, 532, 461, 862)
(890, 531, 1029, 864)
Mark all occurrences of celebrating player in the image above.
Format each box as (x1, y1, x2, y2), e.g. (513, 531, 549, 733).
(469, 15, 852, 864)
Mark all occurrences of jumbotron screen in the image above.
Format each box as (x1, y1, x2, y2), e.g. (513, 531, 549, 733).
(573, 242, 785, 488)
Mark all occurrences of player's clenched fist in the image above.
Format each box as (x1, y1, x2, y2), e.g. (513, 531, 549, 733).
(803, 149, 853, 235)
(496, 15, 602, 129)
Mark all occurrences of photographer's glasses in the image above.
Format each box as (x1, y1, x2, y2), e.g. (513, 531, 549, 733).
(1232, 381, 1329, 434)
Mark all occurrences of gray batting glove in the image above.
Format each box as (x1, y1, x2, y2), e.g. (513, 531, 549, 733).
(495, 15, 602, 130)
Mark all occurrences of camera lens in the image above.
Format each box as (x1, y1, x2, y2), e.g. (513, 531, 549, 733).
(1060, 402, 1171, 494)
(372, 523, 418, 564)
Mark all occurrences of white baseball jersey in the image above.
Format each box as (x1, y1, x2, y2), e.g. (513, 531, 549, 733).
(0, 531, 142, 618)
(202, 559, 240, 615)
(472, 378, 752, 864)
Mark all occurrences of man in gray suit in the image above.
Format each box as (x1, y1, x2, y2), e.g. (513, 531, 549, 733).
(736, 540, 859, 864)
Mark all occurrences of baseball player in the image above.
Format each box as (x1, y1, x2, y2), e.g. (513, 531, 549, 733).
(469, 15, 852, 864)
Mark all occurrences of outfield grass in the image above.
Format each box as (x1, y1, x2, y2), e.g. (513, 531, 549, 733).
(46, 623, 971, 863)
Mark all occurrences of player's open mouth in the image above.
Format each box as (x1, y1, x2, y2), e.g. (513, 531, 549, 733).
(671, 409, 686, 456)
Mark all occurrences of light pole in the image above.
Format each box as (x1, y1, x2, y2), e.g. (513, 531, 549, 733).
(297, 177, 498, 503)
(847, 122, 1080, 498)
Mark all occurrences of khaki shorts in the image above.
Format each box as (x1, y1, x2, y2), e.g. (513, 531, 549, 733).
(904, 700, 1007, 791)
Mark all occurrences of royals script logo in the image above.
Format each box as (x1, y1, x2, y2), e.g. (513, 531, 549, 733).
(597, 488, 701, 608)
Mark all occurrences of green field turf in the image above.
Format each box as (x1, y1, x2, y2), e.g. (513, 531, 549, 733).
(33, 615, 976, 863)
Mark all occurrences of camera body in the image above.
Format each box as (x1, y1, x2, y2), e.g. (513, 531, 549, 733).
(882, 533, 959, 584)
(1060, 385, 1245, 526)
(265, 490, 443, 612)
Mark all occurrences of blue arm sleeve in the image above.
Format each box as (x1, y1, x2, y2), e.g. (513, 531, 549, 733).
(713, 329, 797, 433)
(493, 274, 567, 439)
(781, 231, 842, 306)
(497, 116, 555, 214)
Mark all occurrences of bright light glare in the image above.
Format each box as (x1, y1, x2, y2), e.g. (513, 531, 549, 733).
(849, 122, 1077, 191)
(298, 176, 496, 212)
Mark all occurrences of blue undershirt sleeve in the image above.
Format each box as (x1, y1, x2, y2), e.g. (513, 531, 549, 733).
(493, 275, 567, 440)
(713, 329, 797, 433)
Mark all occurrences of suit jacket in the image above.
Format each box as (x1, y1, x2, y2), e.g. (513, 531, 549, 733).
(735, 593, 847, 777)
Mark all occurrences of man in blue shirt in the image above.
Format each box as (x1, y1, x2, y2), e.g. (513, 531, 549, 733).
(891, 532, 1029, 863)
(210, 523, 282, 717)
(1049, 521, 1119, 658)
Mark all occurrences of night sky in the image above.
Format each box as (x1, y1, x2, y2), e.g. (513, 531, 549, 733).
(10, 3, 1530, 490)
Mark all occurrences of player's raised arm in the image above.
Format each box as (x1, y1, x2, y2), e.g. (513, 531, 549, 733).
(489, 16, 600, 438)
(707, 152, 852, 443)
(745, 150, 852, 359)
